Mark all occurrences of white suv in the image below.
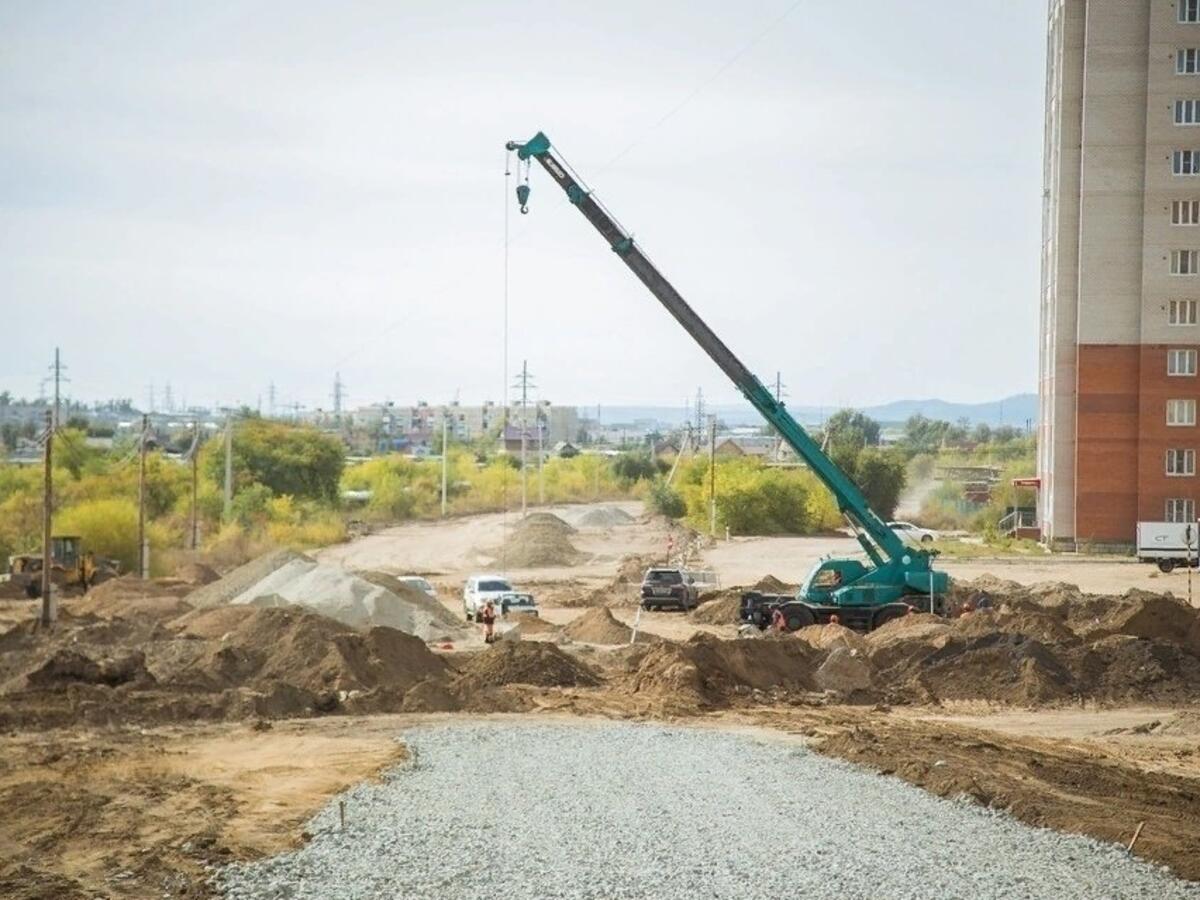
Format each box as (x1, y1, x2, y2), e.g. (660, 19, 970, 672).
(462, 574, 538, 622)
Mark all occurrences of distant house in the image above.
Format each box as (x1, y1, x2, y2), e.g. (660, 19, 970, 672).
(553, 440, 580, 458)
(713, 435, 795, 462)
(652, 439, 680, 460)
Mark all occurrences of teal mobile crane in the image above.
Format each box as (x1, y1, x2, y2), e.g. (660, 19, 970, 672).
(506, 131, 948, 632)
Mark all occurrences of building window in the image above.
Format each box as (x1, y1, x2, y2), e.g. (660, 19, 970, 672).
(1170, 348, 1199, 375)
(1181, 49, 1200, 74)
(1184, 0, 1200, 24)
(1169, 398, 1197, 425)
(1167, 498, 1196, 522)
(1173, 200, 1200, 224)
(1172, 249, 1200, 273)
(1174, 150, 1200, 174)
(1168, 449, 1197, 476)
(1177, 100, 1200, 125)
(1170, 299, 1199, 324)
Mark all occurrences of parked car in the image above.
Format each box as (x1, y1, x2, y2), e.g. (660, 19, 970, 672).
(462, 574, 538, 621)
(397, 576, 438, 599)
(887, 521, 938, 544)
(640, 567, 700, 611)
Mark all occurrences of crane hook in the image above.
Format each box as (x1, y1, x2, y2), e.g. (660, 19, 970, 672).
(516, 183, 531, 214)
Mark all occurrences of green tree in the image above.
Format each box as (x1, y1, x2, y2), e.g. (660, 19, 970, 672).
(853, 449, 907, 519)
(206, 419, 344, 503)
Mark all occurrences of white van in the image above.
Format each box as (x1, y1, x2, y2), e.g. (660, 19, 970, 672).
(1136, 521, 1200, 572)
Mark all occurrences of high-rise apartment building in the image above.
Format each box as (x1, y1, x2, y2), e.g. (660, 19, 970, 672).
(1040, 0, 1200, 546)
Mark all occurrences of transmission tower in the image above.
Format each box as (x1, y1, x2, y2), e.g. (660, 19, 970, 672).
(42, 348, 69, 429)
(268, 381, 277, 419)
(511, 361, 537, 516)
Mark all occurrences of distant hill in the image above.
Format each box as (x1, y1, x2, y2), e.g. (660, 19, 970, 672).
(582, 394, 1037, 429)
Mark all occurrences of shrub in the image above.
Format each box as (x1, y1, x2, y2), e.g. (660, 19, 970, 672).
(648, 480, 686, 518)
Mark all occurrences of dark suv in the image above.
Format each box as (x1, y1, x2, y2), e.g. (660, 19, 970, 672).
(640, 568, 699, 611)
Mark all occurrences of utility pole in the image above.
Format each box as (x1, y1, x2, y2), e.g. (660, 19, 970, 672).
(190, 420, 199, 550)
(268, 381, 277, 419)
(694, 387, 705, 434)
(440, 408, 449, 516)
(537, 401, 545, 505)
(40, 410, 53, 627)
(137, 414, 148, 579)
(709, 414, 717, 537)
(773, 371, 787, 462)
(223, 414, 233, 522)
(52, 348, 62, 429)
(164, 382, 174, 414)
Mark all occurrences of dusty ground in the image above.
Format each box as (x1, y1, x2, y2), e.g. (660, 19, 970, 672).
(5, 504, 1200, 897)
(1, 706, 1197, 898)
(0, 718, 406, 899)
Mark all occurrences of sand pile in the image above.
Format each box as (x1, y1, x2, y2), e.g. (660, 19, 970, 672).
(494, 513, 584, 568)
(184, 549, 305, 609)
(452, 642, 600, 690)
(563, 607, 640, 644)
(576, 506, 635, 528)
(191, 556, 470, 642)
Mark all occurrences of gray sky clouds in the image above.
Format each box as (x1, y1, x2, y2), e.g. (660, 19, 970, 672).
(1, 1, 1045, 412)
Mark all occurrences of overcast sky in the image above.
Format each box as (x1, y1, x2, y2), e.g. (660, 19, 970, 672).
(1, 1, 1046, 414)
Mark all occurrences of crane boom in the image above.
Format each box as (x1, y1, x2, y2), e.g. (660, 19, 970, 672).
(506, 131, 946, 622)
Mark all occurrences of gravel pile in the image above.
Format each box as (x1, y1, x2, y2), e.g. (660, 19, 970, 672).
(216, 722, 1200, 899)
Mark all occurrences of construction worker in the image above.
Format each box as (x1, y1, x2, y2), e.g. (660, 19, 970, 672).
(770, 606, 786, 632)
(481, 599, 497, 644)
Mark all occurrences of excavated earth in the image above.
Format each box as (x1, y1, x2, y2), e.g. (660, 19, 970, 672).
(2, 574, 1200, 895)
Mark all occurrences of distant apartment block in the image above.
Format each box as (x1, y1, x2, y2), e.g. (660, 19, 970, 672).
(1040, 0, 1200, 545)
(353, 401, 579, 448)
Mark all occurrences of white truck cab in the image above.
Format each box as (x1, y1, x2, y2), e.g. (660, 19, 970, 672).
(462, 574, 538, 622)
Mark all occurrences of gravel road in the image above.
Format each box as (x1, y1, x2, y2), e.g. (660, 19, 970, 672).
(217, 721, 1200, 900)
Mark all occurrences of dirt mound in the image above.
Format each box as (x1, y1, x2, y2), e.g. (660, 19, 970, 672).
(576, 506, 634, 528)
(692, 594, 740, 625)
(563, 607, 638, 645)
(172, 606, 448, 696)
(13, 649, 154, 690)
(508, 612, 559, 634)
(627, 634, 822, 706)
(616, 553, 658, 584)
(70, 586, 193, 624)
(1088, 591, 1200, 646)
(751, 575, 791, 593)
(184, 549, 305, 609)
(173, 562, 220, 585)
(523, 512, 576, 534)
(494, 514, 584, 568)
(82, 575, 195, 604)
(452, 642, 600, 690)
(354, 571, 467, 631)
(795, 623, 868, 654)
